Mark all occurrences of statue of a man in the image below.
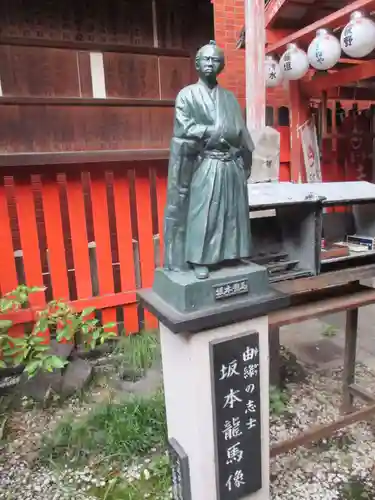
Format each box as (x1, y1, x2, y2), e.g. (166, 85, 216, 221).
(163, 41, 254, 280)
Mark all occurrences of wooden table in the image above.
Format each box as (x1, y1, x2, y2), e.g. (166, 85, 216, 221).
(268, 263, 375, 457)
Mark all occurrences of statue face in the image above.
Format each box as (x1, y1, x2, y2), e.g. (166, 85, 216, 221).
(196, 45, 223, 81)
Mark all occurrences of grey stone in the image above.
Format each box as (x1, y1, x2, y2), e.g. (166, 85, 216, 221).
(21, 371, 62, 402)
(60, 359, 93, 397)
(49, 339, 74, 360)
(19, 340, 73, 401)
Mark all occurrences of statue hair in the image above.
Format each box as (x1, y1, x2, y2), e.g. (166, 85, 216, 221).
(195, 40, 225, 72)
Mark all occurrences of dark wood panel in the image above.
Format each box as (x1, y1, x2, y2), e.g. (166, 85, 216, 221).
(78, 52, 92, 98)
(0, 105, 174, 153)
(104, 53, 159, 99)
(0, 36, 190, 57)
(0, 45, 79, 97)
(0, 150, 170, 168)
(0, 0, 154, 47)
(0, 97, 175, 107)
(159, 56, 193, 99)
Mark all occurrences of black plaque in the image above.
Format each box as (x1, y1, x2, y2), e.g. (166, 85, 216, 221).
(210, 331, 262, 499)
(213, 279, 249, 301)
(168, 438, 192, 500)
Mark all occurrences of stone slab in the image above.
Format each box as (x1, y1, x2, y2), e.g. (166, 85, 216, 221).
(138, 286, 289, 334)
(152, 262, 270, 313)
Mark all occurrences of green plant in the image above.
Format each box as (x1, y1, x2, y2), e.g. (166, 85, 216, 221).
(115, 331, 159, 380)
(0, 286, 117, 378)
(338, 472, 375, 499)
(269, 385, 289, 416)
(322, 324, 339, 338)
(91, 454, 172, 500)
(40, 391, 167, 467)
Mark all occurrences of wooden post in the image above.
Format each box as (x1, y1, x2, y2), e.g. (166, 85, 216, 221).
(289, 80, 309, 182)
(269, 326, 281, 387)
(245, 0, 265, 144)
(342, 308, 359, 414)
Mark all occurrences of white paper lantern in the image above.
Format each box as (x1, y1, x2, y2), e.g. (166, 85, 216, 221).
(265, 55, 282, 87)
(280, 43, 309, 80)
(308, 28, 341, 70)
(340, 10, 375, 58)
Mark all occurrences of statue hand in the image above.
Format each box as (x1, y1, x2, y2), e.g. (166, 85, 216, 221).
(205, 125, 216, 138)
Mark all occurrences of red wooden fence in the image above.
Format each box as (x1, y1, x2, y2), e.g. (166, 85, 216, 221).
(0, 161, 168, 336)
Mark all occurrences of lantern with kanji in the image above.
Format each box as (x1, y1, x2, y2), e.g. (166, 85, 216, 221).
(308, 28, 341, 70)
(340, 10, 375, 58)
(265, 55, 282, 87)
(280, 43, 309, 80)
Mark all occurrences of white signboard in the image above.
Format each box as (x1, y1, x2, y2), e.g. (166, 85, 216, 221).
(300, 118, 322, 183)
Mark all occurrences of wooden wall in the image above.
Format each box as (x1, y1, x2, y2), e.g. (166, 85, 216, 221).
(0, 0, 214, 162)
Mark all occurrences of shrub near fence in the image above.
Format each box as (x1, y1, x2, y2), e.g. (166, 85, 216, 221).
(0, 161, 168, 339)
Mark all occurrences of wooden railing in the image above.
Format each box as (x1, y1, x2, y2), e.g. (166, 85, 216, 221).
(0, 161, 168, 336)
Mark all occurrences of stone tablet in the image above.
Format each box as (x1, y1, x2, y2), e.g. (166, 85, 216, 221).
(210, 331, 262, 499)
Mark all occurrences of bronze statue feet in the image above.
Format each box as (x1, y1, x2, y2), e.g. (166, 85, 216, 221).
(193, 265, 209, 280)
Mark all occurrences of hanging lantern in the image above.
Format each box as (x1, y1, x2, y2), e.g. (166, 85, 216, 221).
(340, 10, 375, 58)
(307, 28, 341, 70)
(265, 55, 282, 87)
(280, 43, 309, 80)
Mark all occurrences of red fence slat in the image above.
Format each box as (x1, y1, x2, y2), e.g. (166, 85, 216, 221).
(135, 165, 157, 329)
(113, 168, 139, 333)
(13, 178, 46, 308)
(0, 182, 18, 294)
(41, 176, 70, 301)
(65, 172, 92, 299)
(89, 170, 117, 329)
(156, 163, 168, 267)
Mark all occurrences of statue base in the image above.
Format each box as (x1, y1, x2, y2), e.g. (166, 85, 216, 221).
(153, 262, 271, 314)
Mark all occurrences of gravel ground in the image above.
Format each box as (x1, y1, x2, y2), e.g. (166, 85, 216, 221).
(2, 364, 375, 499)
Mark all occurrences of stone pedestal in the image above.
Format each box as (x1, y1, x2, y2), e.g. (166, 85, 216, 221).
(138, 267, 288, 500)
(160, 317, 270, 500)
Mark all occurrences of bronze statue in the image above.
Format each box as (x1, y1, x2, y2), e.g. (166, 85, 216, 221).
(163, 41, 254, 280)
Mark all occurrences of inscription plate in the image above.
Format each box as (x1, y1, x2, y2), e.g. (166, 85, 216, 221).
(168, 438, 192, 500)
(213, 279, 249, 301)
(210, 331, 262, 499)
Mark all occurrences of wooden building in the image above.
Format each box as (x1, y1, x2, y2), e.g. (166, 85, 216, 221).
(216, 0, 375, 184)
(0, 0, 214, 334)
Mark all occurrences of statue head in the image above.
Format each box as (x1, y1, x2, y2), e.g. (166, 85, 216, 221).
(195, 41, 225, 84)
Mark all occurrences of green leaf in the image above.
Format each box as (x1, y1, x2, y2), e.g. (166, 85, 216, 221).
(81, 307, 95, 318)
(33, 344, 50, 352)
(103, 322, 117, 329)
(24, 359, 42, 378)
(10, 338, 27, 347)
(35, 317, 49, 332)
(0, 360, 6, 368)
(0, 320, 13, 330)
(48, 356, 68, 370)
(29, 286, 46, 293)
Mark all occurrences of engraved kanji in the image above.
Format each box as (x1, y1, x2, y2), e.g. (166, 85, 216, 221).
(243, 346, 259, 363)
(244, 363, 259, 379)
(245, 399, 256, 414)
(226, 470, 245, 491)
(220, 359, 240, 380)
(222, 417, 243, 441)
(226, 442, 244, 464)
(246, 417, 257, 430)
(223, 389, 242, 409)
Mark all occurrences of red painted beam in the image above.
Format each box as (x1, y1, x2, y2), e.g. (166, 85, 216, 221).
(1, 291, 137, 326)
(266, 0, 375, 53)
(265, 0, 290, 27)
(301, 59, 375, 95)
(266, 29, 294, 44)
